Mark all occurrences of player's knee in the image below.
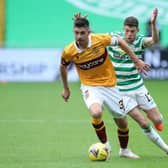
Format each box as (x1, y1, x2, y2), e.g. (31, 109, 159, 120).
(90, 104, 102, 118)
(146, 109, 163, 124)
(91, 112, 101, 118)
(151, 117, 163, 127)
(139, 120, 149, 129)
(152, 115, 163, 131)
(157, 114, 163, 123)
(90, 108, 102, 118)
(150, 118, 164, 131)
(146, 115, 163, 131)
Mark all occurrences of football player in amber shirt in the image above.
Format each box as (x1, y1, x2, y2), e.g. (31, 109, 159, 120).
(60, 13, 150, 159)
(62, 33, 116, 87)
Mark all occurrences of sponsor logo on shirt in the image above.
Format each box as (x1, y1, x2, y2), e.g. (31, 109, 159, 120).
(76, 49, 107, 70)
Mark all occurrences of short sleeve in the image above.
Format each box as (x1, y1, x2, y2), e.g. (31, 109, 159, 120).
(98, 34, 112, 46)
(110, 35, 118, 46)
(108, 32, 119, 46)
(61, 50, 70, 66)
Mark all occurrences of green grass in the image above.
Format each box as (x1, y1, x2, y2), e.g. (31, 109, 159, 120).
(0, 80, 168, 168)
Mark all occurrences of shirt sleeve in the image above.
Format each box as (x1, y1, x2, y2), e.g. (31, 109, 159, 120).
(61, 50, 71, 66)
(110, 35, 118, 46)
(98, 34, 112, 46)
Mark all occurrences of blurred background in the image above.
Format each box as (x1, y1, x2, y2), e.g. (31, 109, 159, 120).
(0, 0, 168, 81)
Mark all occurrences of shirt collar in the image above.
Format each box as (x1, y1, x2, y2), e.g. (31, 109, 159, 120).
(74, 34, 91, 53)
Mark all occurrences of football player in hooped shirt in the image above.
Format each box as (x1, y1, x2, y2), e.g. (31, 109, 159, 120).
(108, 8, 168, 154)
(60, 13, 150, 159)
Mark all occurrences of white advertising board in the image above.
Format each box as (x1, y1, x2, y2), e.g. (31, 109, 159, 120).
(0, 49, 79, 82)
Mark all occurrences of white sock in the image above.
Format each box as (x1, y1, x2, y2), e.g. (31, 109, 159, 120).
(104, 141, 111, 152)
(143, 126, 168, 153)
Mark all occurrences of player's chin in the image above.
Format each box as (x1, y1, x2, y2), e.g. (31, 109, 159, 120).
(127, 38, 134, 43)
(77, 39, 84, 43)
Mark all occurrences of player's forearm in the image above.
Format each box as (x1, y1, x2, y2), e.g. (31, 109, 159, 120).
(60, 64, 69, 89)
(118, 38, 139, 63)
(151, 23, 159, 43)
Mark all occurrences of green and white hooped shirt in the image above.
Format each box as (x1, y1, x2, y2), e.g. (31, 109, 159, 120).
(108, 32, 146, 92)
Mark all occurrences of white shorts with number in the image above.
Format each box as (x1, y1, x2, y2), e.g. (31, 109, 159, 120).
(80, 84, 126, 118)
(122, 85, 157, 113)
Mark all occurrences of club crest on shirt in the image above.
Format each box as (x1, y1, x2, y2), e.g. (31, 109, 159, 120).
(84, 90, 89, 99)
(92, 47, 99, 54)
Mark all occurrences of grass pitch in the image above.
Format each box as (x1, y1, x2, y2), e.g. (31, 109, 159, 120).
(0, 80, 168, 168)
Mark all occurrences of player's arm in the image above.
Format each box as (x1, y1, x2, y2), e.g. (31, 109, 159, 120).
(60, 57, 70, 102)
(117, 36, 150, 73)
(144, 8, 159, 47)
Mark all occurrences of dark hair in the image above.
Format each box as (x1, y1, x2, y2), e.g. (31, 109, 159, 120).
(74, 18, 89, 28)
(124, 16, 139, 27)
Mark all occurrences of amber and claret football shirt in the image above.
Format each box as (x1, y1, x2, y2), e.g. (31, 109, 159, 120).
(61, 34, 117, 87)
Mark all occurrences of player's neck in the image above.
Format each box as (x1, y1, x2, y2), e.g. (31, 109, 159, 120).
(76, 40, 89, 50)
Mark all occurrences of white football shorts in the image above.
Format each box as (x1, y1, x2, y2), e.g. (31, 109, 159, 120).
(80, 84, 126, 118)
(122, 85, 157, 113)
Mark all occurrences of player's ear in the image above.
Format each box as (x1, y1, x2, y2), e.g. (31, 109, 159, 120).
(137, 28, 139, 32)
(88, 28, 91, 33)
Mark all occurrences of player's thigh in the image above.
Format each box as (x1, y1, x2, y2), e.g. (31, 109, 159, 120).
(128, 107, 149, 128)
(137, 86, 157, 110)
(80, 85, 103, 112)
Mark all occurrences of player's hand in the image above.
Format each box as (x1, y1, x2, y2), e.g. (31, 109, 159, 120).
(135, 59, 151, 75)
(151, 8, 158, 24)
(72, 12, 88, 20)
(62, 88, 70, 102)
